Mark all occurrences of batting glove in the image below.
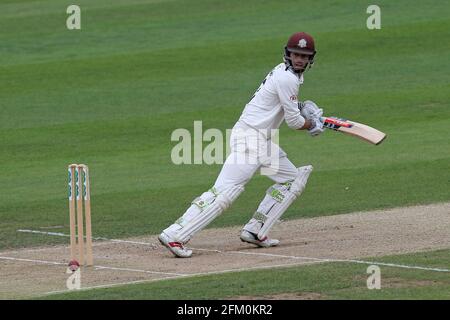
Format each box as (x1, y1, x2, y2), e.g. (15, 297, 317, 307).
(308, 117, 324, 137)
(299, 100, 324, 120)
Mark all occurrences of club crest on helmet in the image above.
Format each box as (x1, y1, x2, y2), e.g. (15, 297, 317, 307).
(298, 39, 307, 48)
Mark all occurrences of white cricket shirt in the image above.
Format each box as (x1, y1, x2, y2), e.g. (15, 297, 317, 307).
(238, 63, 306, 132)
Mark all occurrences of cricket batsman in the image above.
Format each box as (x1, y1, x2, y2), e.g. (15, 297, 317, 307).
(159, 32, 325, 257)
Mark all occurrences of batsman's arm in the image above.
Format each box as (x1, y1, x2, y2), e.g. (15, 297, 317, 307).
(298, 119, 315, 130)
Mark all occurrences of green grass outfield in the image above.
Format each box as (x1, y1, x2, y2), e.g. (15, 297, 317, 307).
(41, 249, 450, 300)
(1, 0, 449, 250)
(1, 0, 449, 259)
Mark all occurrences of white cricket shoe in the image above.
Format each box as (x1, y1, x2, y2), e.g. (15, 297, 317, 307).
(240, 230, 280, 248)
(158, 232, 193, 258)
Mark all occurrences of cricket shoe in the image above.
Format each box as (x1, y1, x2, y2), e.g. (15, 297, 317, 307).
(240, 230, 279, 248)
(158, 232, 192, 258)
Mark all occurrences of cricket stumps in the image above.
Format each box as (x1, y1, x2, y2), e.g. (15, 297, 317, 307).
(68, 164, 93, 266)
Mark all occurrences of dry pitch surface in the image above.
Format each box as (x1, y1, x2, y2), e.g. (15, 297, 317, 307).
(0, 202, 449, 299)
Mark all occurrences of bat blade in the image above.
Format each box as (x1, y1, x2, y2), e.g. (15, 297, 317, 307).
(321, 116, 387, 145)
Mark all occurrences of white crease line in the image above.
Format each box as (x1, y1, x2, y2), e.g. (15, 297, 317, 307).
(0, 256, 187, 277)
(221, 250, 450, 273)
(2, 243, 115, 256)
(17, 230, 68, 237)
(17, 229, 158, 247)
(0, 256, 67, 266)
(44, 260, 321, 296)
(190, 247, 450, 273)
(335, 259, 450, 273)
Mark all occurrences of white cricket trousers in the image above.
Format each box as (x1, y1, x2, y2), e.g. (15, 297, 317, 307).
(213, 121, 299, 189)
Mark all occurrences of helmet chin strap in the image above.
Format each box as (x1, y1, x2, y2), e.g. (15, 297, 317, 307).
(283, 55, 310, 75)
(283, 47, 315, 75)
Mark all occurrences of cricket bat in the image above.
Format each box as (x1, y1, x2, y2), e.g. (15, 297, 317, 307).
(320, 116, 387, 145)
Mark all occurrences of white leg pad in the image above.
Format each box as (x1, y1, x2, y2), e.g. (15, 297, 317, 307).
(163, 189, 216, 237)
(175, 185, 244, 243)
(255, 165, 313, 240)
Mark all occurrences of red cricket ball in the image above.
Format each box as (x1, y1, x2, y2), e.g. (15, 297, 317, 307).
(68, 259, 80, 272)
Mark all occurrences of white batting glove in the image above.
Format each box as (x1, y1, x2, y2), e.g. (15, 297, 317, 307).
(308, 117, 324, 137)
(299, 100, 324, 120)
